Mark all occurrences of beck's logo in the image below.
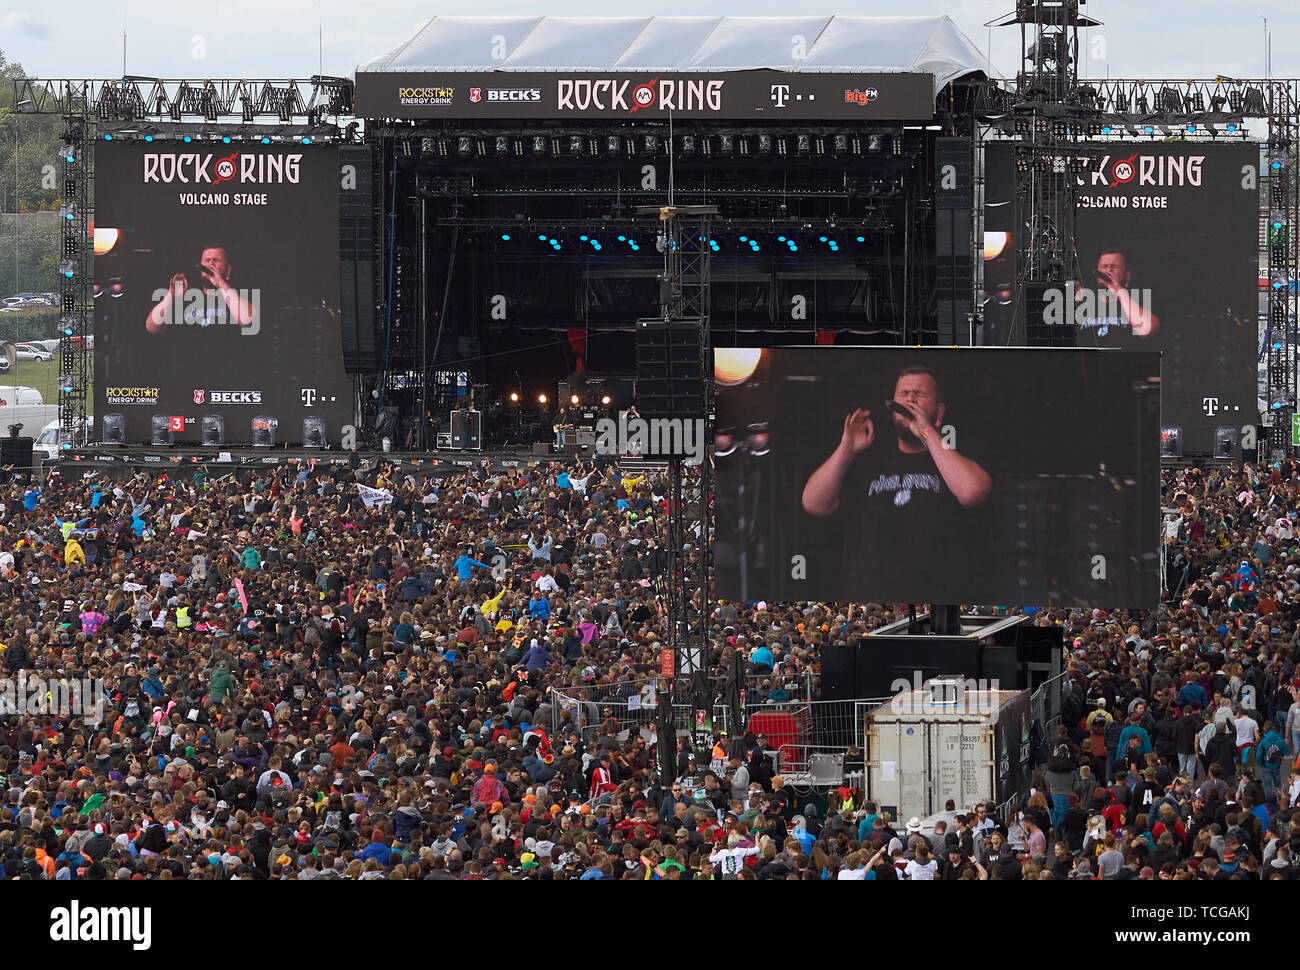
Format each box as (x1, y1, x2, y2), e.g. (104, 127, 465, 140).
(193, 389, 205, 405)
(470, 88, 482, 103)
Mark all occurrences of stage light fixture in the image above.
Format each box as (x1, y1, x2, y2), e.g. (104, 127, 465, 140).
(60, 203, 76, 222)
(1144, 126, 1154, 135)
(102, 134, 112, 141)
(606, 135, 621, 155)
(222, 136, 232, 144)
(60, 260, 77, 279)
(538, 393, 548, 404)
(758, 134, 772, 155)
(495, 136, 509, 156)
(570, 394, 580, 406)
(241, 98, 254, 124)
(183, 135, 192, 143)
(681, 134, 696, 156)
(532, 136, 546, 156)
(569, 135, 583, 155)
(60, 316, 75, 335)
(719, 134, 734, 157)
(509, 391, 519, 403)
(643, 134, 658, 154)
(261, 136, 270, 144)
(833, 134, 847, 156)
(601, 395, 611, 406)
(59, 145, 75, 163)
(796, 134, 810, 156)
(170, 101, 182, 122)
(457, 136, 472, 157)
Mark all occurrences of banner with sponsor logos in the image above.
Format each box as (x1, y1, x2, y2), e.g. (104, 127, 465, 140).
(93, 143, 352, 445)
(984, 142, 1258, 454)
(355, 70, 934, 120)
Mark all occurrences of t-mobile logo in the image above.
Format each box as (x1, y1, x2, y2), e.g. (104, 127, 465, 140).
(1202, 397, 1219, 416)
(301, 388, 317, 406)
(770, 84, 790, 108)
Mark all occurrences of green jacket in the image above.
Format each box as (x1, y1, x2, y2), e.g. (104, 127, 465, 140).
(209, 665, 234, 702)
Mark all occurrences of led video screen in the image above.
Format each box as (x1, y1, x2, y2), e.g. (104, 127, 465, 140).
(714, 347, 1161, 607)
(93, 143, 351, 444)
(984, 142, 1258, 454)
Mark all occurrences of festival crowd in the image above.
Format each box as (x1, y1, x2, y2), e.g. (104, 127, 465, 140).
(0, 453, 1297, 880)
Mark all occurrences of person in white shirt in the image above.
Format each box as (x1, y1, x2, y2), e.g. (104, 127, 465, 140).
(903, 844, 939, 880)
(1233, 709, 1259, 764)
(709, 833, 758, 877)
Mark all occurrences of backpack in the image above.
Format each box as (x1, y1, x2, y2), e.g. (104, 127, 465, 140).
(1263, 740, 1283, 765)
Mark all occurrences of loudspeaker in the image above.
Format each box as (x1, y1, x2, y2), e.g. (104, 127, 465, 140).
(201, 415, 225, 447)
(302, 416, 326, 449)
(0, 436, 33, 470)
(252, 415, 278, 448)
(151, 415, 173, 446)
(1212, 426, 1238, 460)
(339, 145, 378, 374)
(102, 413, 125, 445)
(636, 321, 704, 419)
(1024, 282, 1076, 347)
(1161, 426, 1183, 459)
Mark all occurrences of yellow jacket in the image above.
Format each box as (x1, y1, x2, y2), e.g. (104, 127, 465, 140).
(64, 539, 85, 566)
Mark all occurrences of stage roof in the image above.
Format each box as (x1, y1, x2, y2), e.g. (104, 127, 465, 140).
(358, 15, 994, 96)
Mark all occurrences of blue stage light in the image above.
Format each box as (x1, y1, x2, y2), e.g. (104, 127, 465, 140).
(501, 234, 510, 241)
(856, 236, 865, 242)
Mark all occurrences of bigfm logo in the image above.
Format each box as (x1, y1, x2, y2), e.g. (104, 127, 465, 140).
(556, 77, 724, 114)
(143, 152, 303, 185)
(398, 86, 454, 106)
(844, 88, 880, 106)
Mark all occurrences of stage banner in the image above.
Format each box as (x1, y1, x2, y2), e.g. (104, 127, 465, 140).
(984, 142, 1259, 454)
(355, 70, 934, 121)
(93, 143, 352, 445)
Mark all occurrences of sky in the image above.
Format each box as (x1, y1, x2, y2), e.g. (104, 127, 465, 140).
(0, 0, 1295, 85)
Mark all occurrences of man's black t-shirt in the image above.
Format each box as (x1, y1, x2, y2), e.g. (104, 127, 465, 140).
(836, 444, 966, 601)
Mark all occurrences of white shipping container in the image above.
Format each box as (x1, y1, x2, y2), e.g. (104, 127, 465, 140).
(865, 688, 1029, 822)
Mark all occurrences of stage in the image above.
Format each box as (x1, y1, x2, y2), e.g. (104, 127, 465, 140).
(52, 445, 667, 478)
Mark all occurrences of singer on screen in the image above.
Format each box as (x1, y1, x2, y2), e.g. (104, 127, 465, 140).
(144, 244, 259, 335)
(1076, 247, 1160, 338)
(801, 365, 991, 590)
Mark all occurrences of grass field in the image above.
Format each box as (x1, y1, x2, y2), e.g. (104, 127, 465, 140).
(0, 358, 62, 402)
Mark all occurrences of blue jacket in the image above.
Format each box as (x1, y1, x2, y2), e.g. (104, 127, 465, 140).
(522, 642, 551, 671)
(750, 646, 774, 669)
(358, 839, 392, 863)
(1257, 729, 1288, 767)
(454, 555, 488, 581)
(1117, 724, 1153, 756)
(529, 597, 552, 622)
(1177, 681, 1208, 710)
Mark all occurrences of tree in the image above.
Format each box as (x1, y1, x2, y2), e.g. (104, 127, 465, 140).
(0, 48, 62, 215)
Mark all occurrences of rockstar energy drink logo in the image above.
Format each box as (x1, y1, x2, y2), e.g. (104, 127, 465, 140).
(105, 386, 160, 405)
(398, 86, 455, 107)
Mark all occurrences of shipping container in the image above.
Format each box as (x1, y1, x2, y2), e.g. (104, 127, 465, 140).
(864, 684, 1031, 822)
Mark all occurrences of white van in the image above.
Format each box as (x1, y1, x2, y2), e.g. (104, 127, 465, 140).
(0, 387, 58, 440)
(33, 416, 93, 461)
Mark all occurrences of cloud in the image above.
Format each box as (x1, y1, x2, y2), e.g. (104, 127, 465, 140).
(0, 12, 53, 40)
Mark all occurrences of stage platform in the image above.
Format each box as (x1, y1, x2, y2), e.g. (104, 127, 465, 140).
(51, 445, 668, 478)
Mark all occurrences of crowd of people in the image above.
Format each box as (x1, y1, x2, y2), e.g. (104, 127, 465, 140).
(0, 451, 1296, 880)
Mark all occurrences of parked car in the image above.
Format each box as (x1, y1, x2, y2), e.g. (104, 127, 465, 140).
(0, 355, 9, 373)
(14, 346, 52, 362)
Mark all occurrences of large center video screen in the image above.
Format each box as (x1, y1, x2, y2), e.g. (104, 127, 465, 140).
(984, 142, 1258, 454)
(94, 143, 351, 445)
(714, 347, 1161, 608)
